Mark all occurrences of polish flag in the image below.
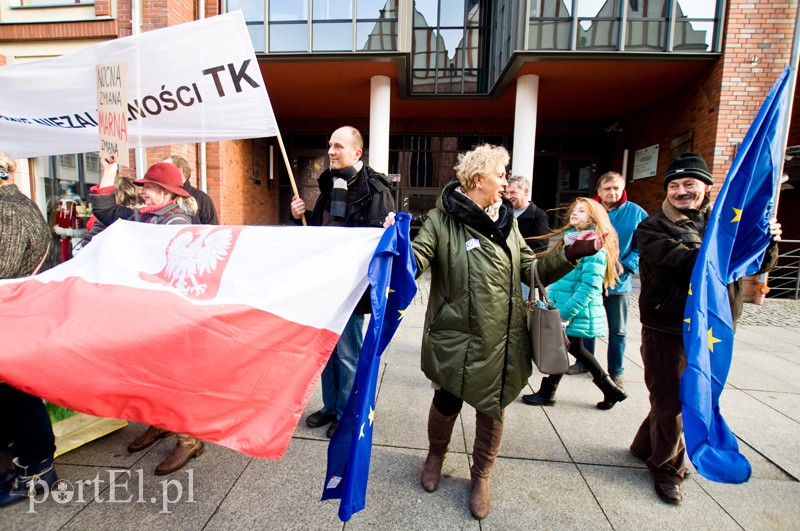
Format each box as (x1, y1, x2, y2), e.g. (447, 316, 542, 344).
(0, 220, 384, 459)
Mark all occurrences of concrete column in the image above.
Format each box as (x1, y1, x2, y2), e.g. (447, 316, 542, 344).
(369, 75, 391, 174)
(511, 75, 539, 200)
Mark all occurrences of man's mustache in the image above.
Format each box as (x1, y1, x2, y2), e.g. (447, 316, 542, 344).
(674, 193, 698, 201)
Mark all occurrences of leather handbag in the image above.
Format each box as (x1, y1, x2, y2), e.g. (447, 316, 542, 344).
(525, 259, 570, 375)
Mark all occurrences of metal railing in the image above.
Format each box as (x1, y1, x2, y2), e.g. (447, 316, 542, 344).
(767, 239, 800, 300)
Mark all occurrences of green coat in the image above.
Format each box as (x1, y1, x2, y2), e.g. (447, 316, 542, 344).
(412, 182, 574, 420)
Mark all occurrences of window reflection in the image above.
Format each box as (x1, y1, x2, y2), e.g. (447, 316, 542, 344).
(313, 0, 352, 21)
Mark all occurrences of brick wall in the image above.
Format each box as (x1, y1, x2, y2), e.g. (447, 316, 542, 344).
(216, 138, 281, 225)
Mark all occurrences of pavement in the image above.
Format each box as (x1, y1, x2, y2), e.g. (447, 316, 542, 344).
(2, 273, 799, 530)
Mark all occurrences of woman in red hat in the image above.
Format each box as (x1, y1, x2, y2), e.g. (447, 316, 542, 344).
(89, 156, 203, 476)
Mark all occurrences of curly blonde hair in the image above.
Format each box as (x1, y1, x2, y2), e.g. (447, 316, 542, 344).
(539, 197, 621, 289)
(454, 144, 509, 190)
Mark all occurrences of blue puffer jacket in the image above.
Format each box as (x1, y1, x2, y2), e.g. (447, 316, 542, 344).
(547, 230, 608, 338)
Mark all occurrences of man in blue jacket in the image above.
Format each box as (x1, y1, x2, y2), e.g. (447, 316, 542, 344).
(572, 171, 647, 387)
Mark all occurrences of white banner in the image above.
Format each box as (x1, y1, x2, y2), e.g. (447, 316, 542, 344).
(0, 11, 278, 159)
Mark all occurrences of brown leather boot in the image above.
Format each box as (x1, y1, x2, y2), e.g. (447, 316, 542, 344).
(155, 437, 204, 475)
(420, 402, 459, 492)
(469, 410, 504, 519)
(127, 426, 174, 453)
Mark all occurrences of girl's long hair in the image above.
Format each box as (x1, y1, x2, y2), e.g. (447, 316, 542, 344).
(537, 197, 621, 289)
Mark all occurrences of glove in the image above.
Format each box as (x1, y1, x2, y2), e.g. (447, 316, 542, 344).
(564, 238, 598, 263)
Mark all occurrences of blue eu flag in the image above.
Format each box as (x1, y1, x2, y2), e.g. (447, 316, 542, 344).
(321, 212, 417, 521)
(682, 67, 790, 483)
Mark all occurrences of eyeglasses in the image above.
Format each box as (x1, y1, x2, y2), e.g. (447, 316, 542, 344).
(0, 168, 8, 180)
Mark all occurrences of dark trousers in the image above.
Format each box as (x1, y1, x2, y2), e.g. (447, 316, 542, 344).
(544, 335, 605, 386)
(630, 328, 687, 484)
(0, 384, 56, 466)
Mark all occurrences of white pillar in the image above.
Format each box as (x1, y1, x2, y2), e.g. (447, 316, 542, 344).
(511, 75, 539, 200)
(369, 75, 391, 174)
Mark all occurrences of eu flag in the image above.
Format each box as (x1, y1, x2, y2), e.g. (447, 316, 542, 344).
(681, 67, 791, 483)
(321, 212, 417, 521)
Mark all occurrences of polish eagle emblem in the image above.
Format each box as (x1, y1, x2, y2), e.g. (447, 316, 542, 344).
(139, 226, 242, 300)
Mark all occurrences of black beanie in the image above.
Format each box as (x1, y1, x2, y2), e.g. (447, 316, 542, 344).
(663, 152, 714, 189)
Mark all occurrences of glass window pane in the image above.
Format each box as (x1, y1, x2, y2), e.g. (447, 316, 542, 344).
(439, 0, 465, 27)
(270, 0, 308, 21)
(313, 0, 352, 20)
(227, 0, 264, 20)
(358, 0, 396, 18)
(358, 21, 397, 50)
(415, 0, 439, 27)
(579, 20, 618, 49)
(626, 19, 665, 50)
(438, 28, 464, 62)
(676, 0, 716, 19)
(577, 0, 611, 18)
(269, 23, 309, 52)
(528, 20, 571, 50)
(312, 22, 353, 51)
(673, 20, 712, 52)
(247, 23, 266, 53)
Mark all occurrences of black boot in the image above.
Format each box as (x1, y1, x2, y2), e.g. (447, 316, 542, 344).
(594, 374, 628, 410)
(521, 377, 559, 406)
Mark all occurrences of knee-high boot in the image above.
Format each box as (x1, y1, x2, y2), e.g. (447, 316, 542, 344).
(421, 402, 459, 492)
(469, 410, 504, 519)
(573, 343, 628, 410)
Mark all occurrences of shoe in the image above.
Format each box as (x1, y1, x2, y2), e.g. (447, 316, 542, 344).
(594, 374, 628, 410)
(325, 419, 339, 439)
(653, 480, 682, 504)
(0, 457, 57, 507)
(306, 410, 337, 429)
(128, 426, 174, 453)
(521, 393, 555, 406)
(0, 468, 16, 491)
(611, 375, 625, 388)
(567, 363, 588, 375)
(521, 378, 559, 406)
(155, 441, 205, 476)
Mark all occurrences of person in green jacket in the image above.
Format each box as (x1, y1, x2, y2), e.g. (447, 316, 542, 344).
(521, 197, 628, 410)
(385, 144, 603, 519)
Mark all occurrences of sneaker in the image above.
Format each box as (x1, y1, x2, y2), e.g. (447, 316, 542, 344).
(611, 375, 625, 388)
(566, 364, 588, 375)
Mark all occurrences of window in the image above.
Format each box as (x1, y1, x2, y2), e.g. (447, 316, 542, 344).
(411, 0, 490, 94)
(21, 0, 93, 5)
(262, 0, 398, 53)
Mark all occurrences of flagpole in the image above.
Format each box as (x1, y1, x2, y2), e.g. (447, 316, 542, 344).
(276, 132, 307, 226)
(755, 3, 800, 299)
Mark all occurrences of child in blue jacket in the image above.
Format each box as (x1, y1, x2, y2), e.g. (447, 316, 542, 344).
(522, 197, 627, 410)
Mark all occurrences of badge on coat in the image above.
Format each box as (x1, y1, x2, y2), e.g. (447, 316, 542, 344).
(465, 238, 481, 251)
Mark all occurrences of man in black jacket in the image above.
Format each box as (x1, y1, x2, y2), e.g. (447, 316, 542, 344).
(163, 155, 219, 225)
(290, 126, 395, 438)
(631, 152, 780, 505)
(506, 175, 549, 253)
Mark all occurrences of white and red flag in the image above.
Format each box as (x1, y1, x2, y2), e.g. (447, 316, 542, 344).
(0, 220, 384, 459)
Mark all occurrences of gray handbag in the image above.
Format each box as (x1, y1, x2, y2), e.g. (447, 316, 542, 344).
(525, 259, 570, 375)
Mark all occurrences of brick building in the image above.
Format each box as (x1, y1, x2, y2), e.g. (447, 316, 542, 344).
(0, 0, 798, 242)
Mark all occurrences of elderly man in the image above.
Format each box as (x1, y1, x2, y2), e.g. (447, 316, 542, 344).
(0, 151, 58, 507)
(505, 175, 549, 253)
(630, 152, 780, 505)
(162, 155, 219, 225)
(291, 126, 395, 438)
(573, 172, 647, 385)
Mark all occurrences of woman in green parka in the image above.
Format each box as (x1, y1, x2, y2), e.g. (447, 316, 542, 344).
(385, 144, 604, 519)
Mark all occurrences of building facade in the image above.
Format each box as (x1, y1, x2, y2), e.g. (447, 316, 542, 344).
(1, 0, 798, 239)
